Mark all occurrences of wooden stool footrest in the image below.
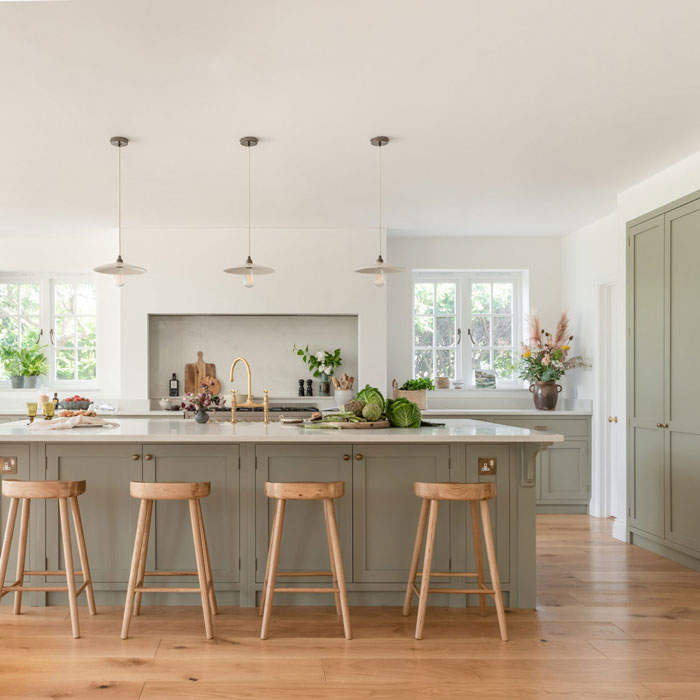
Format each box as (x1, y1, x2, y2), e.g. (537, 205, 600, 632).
(427, 587, 495, 595)
(273, 587, 340, 593)
(416, 571, 477, 578)
(134, 586, 202, 593)
(22, 570, 85, 577)
(143, 570, 198, 577)
(274, 571, 333, 577)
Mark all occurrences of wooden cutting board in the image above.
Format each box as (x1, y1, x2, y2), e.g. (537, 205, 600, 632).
(185, 351, 217, 394)
(336, 420, 391, 429)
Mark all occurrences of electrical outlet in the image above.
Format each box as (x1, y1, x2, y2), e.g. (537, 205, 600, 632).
(478, 457, 496, 475)
(1, 457, 17, 474)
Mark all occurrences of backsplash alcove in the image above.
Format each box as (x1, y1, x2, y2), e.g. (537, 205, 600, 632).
(148, 314, 358, 399)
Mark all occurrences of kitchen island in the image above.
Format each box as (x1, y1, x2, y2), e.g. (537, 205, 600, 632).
(0, 418, 561, 609)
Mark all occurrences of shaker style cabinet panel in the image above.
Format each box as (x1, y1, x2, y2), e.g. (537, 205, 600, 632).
(255, 445, 352, 583)
(0, 444, 31, 602)
(45, 445, 143, 585)
(143, 444, 240, 584)
(353, 444, 450, 583)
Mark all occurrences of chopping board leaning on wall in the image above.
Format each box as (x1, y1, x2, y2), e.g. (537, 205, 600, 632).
(185, 351, 220, 394)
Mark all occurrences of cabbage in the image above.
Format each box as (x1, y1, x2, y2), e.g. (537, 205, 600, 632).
(356, 385, 385, 412)
(361, 403, 382, 422)
(385, 397, 422, 428)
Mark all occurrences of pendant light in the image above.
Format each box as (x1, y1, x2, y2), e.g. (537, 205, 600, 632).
(93, 137, 146, 287)
(223, 136, 274, 287)
(354, 135, 403, 287)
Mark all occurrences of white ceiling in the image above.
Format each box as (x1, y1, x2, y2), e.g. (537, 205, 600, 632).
(2, 0, 700, 239)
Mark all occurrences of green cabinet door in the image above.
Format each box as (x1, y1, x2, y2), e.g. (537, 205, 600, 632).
(664, 201, 700, 553)
(45, 444, 143, 586)
(143, 444, 240, 585)
(0, 444, 31, 603)
(540, 440, 589, 502)
(628, 214, 665, 537)
(353, 444, 450, 583)
(255, 444, 352, 584)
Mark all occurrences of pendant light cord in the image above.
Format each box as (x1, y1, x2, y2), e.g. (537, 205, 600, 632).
(117, 142, 122, 258)
(248, 142, 252, 259)
(378, 141, 382, 258)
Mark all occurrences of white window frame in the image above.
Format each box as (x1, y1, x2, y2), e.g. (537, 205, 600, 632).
(0, 273, 99, 389)
(412, 270, 524, 389)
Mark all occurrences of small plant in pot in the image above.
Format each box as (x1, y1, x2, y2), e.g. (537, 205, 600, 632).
(293, 345, 342, 396)
(392, 377, 434, 410)
(181, 385, 226, 423)
(518, 312, 589, 410)
(0, 345, 23, 388)
(19, 344, 49, 388)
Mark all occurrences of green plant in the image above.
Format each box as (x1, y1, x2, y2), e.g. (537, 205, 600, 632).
(0, 345, 21, 377)
(356, 385, 385, 412)
(361, 403, 382, 421)
(19, 344, 48, 377)
(293, 345, 342, 378)
(385, 397, 422, 428)
(400, 377, 435, 391)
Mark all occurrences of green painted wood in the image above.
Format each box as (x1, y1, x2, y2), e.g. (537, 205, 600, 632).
(540, 440, 589, 502)
(254, 444, 352, 585)
(144, 444, 240, 584)
(45, 444, 143, 585)
(352, 444, 450, 583)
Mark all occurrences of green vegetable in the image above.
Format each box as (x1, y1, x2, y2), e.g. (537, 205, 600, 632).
(399, 377, 435, 391)
(344, 399, 365, 417)
(356, 385, 385, 412)
(385, 397, 422, 428)
(361, 403, 382, 422)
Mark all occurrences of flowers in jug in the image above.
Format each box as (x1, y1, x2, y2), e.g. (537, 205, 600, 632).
(293, 345, 343, 378)
(181, 385, 226, 412)
(518, 312, 589, 383)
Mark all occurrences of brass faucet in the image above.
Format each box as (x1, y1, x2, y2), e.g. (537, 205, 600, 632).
(229, 357, 270, 423)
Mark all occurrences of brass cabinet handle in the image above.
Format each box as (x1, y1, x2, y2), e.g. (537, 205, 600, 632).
(608, 417, 613, 423)
(657, 423, 663, 428)
(613, 417, 618, 423)
(534, 426, 548, 431)
(355, 454, 364, 461)
(131, 454, 140, 461)
(663, 423, 669, 429)
(144, 454, 153, 461)
(343, 454, 350, 461)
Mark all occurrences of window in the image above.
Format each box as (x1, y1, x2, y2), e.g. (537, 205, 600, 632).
(412, 271, 523, 387)
(0, 277, 97, 384)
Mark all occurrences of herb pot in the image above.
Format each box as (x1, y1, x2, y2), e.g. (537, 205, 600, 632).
(529, 381, 562, 410)
(194, 408, 210, 424)
(23, 376, 39, 389)
(10, 376, 25, 389)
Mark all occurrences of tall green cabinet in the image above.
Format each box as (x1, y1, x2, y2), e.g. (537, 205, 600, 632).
(628, 194, 700, 566)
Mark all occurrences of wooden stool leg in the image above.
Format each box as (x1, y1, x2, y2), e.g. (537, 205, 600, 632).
(323, 498, 342, 615)
(470, 500, 487, 617)
(0, 497, 20, 600)
(189, 498, 213, 640)
(324, 498, 351, 640)
(480, 499, 508, 641)
(260, 498, 285, 640)
(196, 499, 218, 615)
(133, 499, 153, 617)
(259, 499, 281, 617)
(59, 497, 80, 639)
(70, 495, 96, 616)
(121, 498, 149, 640)
(13, 498, 30, 615)
(415, 499, 439, 640)
(403, 497, 429, 616)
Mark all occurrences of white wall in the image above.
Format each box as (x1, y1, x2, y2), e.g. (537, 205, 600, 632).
(386, 235, 563, 388)
(561, 214, 618, 521)
(119, 228, 386, 407)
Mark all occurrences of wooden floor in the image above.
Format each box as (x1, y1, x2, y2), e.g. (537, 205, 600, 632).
(2, 515, 700, 699)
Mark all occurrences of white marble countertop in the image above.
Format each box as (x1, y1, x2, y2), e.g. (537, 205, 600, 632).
(0, 418, 564, 444)
(422, 408, 591, 417)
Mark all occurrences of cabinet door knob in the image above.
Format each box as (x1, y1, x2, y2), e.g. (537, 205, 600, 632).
(343, 454, 350, 461)
(534, 426, 548, 431)
(355, 454, 363, 461)
(657, 423, 663, 428)
(613, 417, 618, 423)
(131, 454, 140, 461)
(608, 417, 613, 423)
(144, 454, 153, 461)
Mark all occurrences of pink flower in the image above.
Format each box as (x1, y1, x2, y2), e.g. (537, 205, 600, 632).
(542, 354, 551, 366)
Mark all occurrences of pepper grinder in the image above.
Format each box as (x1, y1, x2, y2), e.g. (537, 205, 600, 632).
(298, 379, 305, 397)
(306, 379, 313, 396)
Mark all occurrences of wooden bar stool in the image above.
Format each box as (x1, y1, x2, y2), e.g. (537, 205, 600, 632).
(121, 481, 217, 640)
(260, 481, 351, 640)
(0, 479, 96, 638)
(403, 482, 508, 641)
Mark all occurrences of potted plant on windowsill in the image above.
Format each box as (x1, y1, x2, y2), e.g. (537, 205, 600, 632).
(19, 344, 49, 389)
(0, 345, 24, 388)
(392, 377, 434, 410)
(518, 312, 589, 410)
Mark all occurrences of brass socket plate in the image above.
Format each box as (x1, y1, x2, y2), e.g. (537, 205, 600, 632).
(478, 457, 496, 475)
(0, 457, 17, 474)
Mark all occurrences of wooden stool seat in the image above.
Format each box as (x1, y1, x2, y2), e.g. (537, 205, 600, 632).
(0, 479, 95, 638)
(264, 481, 344, 500)
(260, 480, 351, 640)
(403, 481, 508, 642)
(414, 482, 495, 501)
(2, 479, 86, 499)
(121, 481, 217, 640)
(129, 481, 210, 500)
